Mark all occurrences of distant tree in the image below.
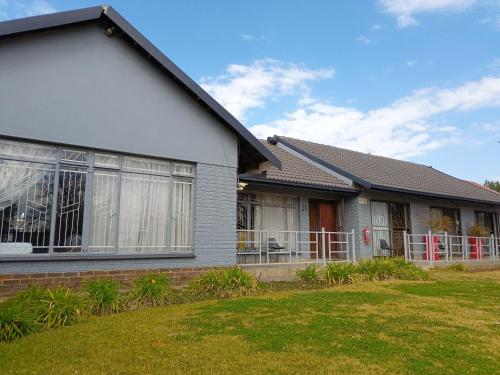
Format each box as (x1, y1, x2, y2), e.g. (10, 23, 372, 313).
(484, 180, 500, 193)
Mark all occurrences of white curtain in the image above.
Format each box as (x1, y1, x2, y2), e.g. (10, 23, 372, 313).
(89, 171, 119, 252)
(171, 179, 192, 250)
(118, 173, 169, 253)
(370, 201, 391, 255)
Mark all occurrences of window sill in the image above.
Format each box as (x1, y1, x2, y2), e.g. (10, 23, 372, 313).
(0, 252, 196, 262)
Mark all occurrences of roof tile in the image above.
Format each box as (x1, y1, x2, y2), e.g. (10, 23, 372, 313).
(279, 136, 500, 204)
(242, 141, 357, 191)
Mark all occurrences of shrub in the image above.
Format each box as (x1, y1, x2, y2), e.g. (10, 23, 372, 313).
(38, 287, 85, 329)
(357, 258, 428, 281)
(357, 258, 394, 281)
(448, 263, 468, 272)
(85, 279, 121, 315)
(296, 264, 320, 283)
(0, 301, 39, 342)
(188, 268, 257, 298)
(391, 258, 429, 280)
(132, 273, 172, 306)
(14, 285, 47, 304)
(323, 262, 358, 285)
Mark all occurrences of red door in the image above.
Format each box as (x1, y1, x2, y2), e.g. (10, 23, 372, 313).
(309, 200, 337, 259)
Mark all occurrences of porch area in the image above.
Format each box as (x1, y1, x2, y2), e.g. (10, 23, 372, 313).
(404, 231, 499, 264)
(236, 229, 356, 265)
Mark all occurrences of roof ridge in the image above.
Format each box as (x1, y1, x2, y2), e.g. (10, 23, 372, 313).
(275, 135, 500, 204)
(465, 180, 500, 196)
(278, 135, 433, 168)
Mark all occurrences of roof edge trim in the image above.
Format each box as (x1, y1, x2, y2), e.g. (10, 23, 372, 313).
(370, 185, 500, 206)
(0, 5, 281, 170)
(0, 6, 104, 37)
(239, 175, 360, 195)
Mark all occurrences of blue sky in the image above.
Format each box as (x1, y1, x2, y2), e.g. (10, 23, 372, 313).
(1, 0, 499, 182)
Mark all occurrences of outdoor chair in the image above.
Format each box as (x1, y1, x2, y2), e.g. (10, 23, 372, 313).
(379, 239, 393, 257)
(267, 237, 287, 262)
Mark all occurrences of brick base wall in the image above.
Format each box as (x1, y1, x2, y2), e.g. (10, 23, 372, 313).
(0, 267, 221, 297)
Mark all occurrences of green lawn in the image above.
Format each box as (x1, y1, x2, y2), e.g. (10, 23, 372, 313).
(1, 270, 499, 374)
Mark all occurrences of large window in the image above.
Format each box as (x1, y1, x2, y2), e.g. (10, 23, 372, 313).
(0, 139, 194, 256)
(237, 192, 298, 232)
(430, 207, 462, 234)
(370, 200, 411, 256)
(475, 211, 498, 236)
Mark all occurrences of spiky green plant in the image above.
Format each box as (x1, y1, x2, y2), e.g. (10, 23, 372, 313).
(85, 279, 121, 315)
(38, 287, 84, 329)
(132, 273, 172, 306)
(0, 301, 40, 342)
(188, 268, 257, 298)
(323, 262, 358, 285)
(296, 264, 320, 283)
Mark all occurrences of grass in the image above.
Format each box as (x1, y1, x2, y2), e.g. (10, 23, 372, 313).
(0, 270, 499, 374)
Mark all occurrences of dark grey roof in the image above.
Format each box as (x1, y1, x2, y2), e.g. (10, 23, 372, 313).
(239, 141, 357, 193)
(277, 136, 500, 205)
(0, 6, 280, 171)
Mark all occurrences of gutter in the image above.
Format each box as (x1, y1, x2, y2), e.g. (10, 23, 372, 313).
(239, 175, 360, 195)
(369, 185, 500, 206)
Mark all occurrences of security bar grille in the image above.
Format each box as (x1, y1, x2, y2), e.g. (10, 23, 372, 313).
(0, 161, 55, 254)
(0, 139, 194, 257)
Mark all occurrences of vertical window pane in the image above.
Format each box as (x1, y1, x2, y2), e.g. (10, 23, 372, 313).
(0, 161, 54, 254)
(171, 179, 192, 250)
(89, 171, 119, 252)
(53, 168, 86, 253)
(118, 173, 169, 253)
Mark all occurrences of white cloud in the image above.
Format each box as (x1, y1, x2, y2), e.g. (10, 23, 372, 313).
(378, 0, 477, 27)
(241, 33, 270, 42)
(0, 0, 55, 20)
(476, 121, 500, 133)
(407, 60, 417, 67)
(241, 33, 254, 41)
(477, 14, 500, 30)
(250, 75, 500, 159)
(201, 59, 334, 120)
(371, 23, 384, 30)
(356, 35, 372, 44)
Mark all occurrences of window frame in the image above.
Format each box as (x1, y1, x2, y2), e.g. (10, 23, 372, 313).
(0, 139, 195, 260)
(237, 192, 299, 232)
(369, 199, 411, 257)
(474, 211, 499, 237)
(429, 206, 462, 235)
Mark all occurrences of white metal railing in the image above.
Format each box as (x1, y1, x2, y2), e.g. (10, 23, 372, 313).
(404, 231, 498, 264)
(236, 228, 356, 265)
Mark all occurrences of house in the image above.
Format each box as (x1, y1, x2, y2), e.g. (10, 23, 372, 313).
(237, 136, 500, 263)
(0, 6, 498, 293)
(0, 6, 280, 287)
